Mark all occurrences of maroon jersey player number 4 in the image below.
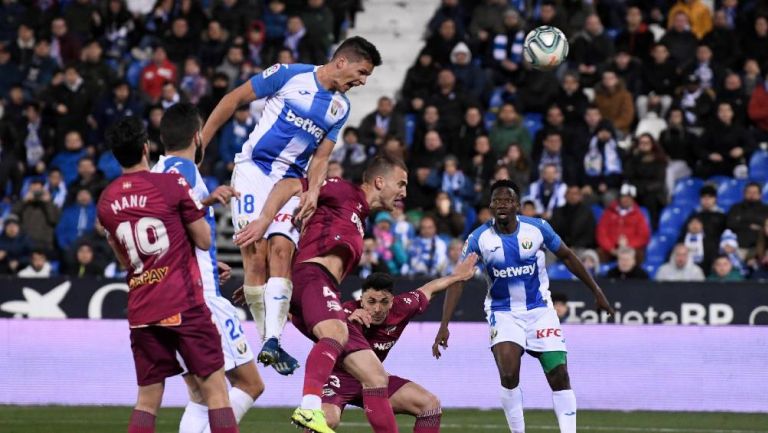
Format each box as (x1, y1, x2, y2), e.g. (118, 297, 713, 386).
(97, 171, 207, 327)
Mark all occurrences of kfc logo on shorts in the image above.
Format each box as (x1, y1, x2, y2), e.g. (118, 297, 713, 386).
(536, 328, 562, 338)
(327, 300, 342, 312)
(273, 213, 292, 223)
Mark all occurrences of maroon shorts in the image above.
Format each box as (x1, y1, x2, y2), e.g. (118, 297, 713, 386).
(129, 305, 224, 386)
(322, 369, 411, 409)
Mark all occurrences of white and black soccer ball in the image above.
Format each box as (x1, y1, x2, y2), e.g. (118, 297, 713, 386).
(523, 26, 569, 71)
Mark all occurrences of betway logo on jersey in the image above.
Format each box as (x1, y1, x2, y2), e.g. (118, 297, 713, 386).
(285, 109, 325, 142)
(491, 264, 536, 278)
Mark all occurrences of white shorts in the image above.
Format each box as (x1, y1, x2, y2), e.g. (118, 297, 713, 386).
(487, 307, 567, 353)
(230, 160, 301, 245)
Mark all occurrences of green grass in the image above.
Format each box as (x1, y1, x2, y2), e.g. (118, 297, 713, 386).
(1, 406, 767, 433)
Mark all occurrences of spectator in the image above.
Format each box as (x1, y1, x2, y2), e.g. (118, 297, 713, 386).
(749, 218, 768, 279)
(244, 20, 265, 68)
(667, 0, 712, 39)
(748, 69, 768, 142)
(102, 0, 135, 66)
(330, 127, 368, 183)
(90, 81, 144, 149)
(488, 9, 525, 86)
(22, 39, 57, 98)
(680, 216, 709, 272)
(427, 0, 465, 38)
(165, 17, 196, 66)
(428, 69, 474, 147)
(659, 108, 696, 196)
(66, 157, 108, 203)
(578, 249, 601, 278)
(500, 142, 531, 193)
(50, 131, 88, 186)
(570, 14, 615, 88)
(404, 162, 437, 212)
(211, 0, 249, 37)
(708, 255, 744, 281)
(11, 179, 60, 253)
(358, 96, 405, 148)
(533, 130, 577, 186)
(532, 105, 574, 164)
(637, 44, 678, 120)
(703, 9, 742, 70)
(718, 72, 749, 126)
(625, 133, 668, 228)
(719, 229, 748, 276)
(198, 72, 229, 119)
(608, 49, 643, 97)
(726, 182, 768, 250)
(440, 155, 472, 210)
(407, 215, 448, 277)
(742, 16, 768, 66)
(21, 102, 55, 170)
(216, 44, 247, 91)
(520, 199, 538, 218)
(523, 164, 566, 220)
(489, 102, 530, 155)
(467, 135, 495, 192)
(417, 130, 447, 170)
(400, 49, 439, 113)
(594, 70, 635, 137)
(372, 212, 407, 275)
(49, 17, 82, 66)
(424, 18, 462, 68)
(264, 0, 288, 50)
(441, 238, 465, 277)
(596, 184, 651, 262)
(326, 160, 343, 178)
(55, 188, 96, 252)
(140, 46, 177, 103)
(46, 168, 67, 209)
(9, 23, 35, 67)
(551, 185, 596, 251)
(468, 0, 505, 45)
(180, 57, 209, 105)
(449, 42, 486, 102)
(676, 73, 717, 132)
(0, 214, 31, 275)
(661, 12, 698, 70)
(49, 66, 94, 143)
(200, 20, 229, 72)
(71, 218, 112, 271)
(78, 40, 115, 99)
(583, 125, 623, 197)
(215, 104, 253, 182)
(0, 45, 22, 99)
(97, 150, 122, 182)
(551, 292, 569, 320)
(655, 243, 706, 281)
(606, 248, 649, 280)
(358, 237, 389, 278)
(685, 44, 725, 92)
(301, 0, 335, 57)
(432, 191, 465, 238)
(146, 105, 165, 163)
(283, 15, 324, 65)
(66, 242, 103, 277)
(696, 101, 753, 177)
(615, 6, 655, 63)
(457, 106, 486, 163)
(555, 72, 589, 127)
(17, 250, 52, 278)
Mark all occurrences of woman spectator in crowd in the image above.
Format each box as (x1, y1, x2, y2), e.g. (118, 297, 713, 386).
(749, 218, 768, 279)
(594, 70, 635, 137)
(432, 192, 465, 238)
(742, 16, 768, 66)
(696, 101, 754, 178)
(469, 135, 496, 194)
(625, 133, 668, 229)
(500, 142, 531, 194)
(371, 212, 407, 276)
(680, 216, 712, 275)
(578, 249, 601, 279)
(400, 49, 439, 114)
(457, 106, 486, 165)
(659, 108, 696, 197)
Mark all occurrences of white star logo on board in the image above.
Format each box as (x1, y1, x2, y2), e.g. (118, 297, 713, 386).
(0, 281, 70, 318)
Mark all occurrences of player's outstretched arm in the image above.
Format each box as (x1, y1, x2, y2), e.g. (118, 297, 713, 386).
(418, 253, 478, 301)
(201, 81, 257, 147)
(233, 178, 302, 248)
(432, 282, 465, 359)
(555, 243, 615, 316)
(296, 139, 334, 223)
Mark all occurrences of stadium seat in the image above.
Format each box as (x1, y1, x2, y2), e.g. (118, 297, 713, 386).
(671, 177, 704, 207)
(484, 111, 497, 130)
(591, 204, 603, 222)
(547, 263, 573, 281)
(645, 234, 674, 265)
(404, 113, 417, 148)
(461, 206, 477, 240)
(523, 113, 544, 138)
(642, 263, 659, 279)
(658, 205, 692, 236)
(716, 178, 747, 211)
(706, 175, 730, 187)
(640, 206, 652, 228)
(764, 183, 768, 202)
(203, 176, 220, 194)
(598, 262, 615, 276)
(748, 150, 768, 183)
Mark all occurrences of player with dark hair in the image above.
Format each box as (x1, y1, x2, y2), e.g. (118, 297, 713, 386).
(433, 179, 615, 433)
(201, 36, 383, 374)
(234, 155, 407, 433)
(320, 256, 477, 433)
(151, 103, 264, 433)
(97, 117, 238, 433)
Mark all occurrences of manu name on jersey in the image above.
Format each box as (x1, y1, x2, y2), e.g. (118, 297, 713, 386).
(235, 63, 350, 180)
(462, 216, 562, 313)
(152, 155, 221, 297)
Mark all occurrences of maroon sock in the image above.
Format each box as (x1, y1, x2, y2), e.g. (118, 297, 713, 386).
(208, 407, 238, 433)
(127, 409, 155, 433)
(414, 408, 442, 432)
(362, 387, 399, 433)
(302, 338, 344, 397)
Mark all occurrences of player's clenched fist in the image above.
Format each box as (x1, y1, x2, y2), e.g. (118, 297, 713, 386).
(234, 217, 269, 248)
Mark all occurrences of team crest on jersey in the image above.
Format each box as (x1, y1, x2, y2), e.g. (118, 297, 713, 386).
(263, 63, 281, 78)
(521, 239, 533, 249)
(490, 327, 498, 340)
(462, 235, 472, 255)
(237, 217, 249, 231)
(330, 100, 343, 116)
(122, 181, 132, 189)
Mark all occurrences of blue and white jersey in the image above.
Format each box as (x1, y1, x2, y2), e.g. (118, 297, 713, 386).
(152, 155, 221, 297)
(462, 216, 562, 313)
(235, 63, 351, 179)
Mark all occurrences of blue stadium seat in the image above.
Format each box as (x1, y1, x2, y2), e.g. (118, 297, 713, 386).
(764, 183, 768, 202)
(404, 113, 417, 148)
(461, 206, 477, 240)
(706, 175, 730, 187)
(49, 260, 60, 276)
(642, 263, 659, 279)
(645, 234, 674, 265)
(598, 262, 615, 276)
(523, 113, 544, 138)
(203, 176, 220, 194)
(591, 204, 603, 221)
(716, 178, 747, 211)
(484, 111, 497, 130)
(640, 206, 652, 228)
(748, 150, 768, 183)
(658, 205, 692, 236)
(671, 177, 703, 207)
(547, 263, 573, 281)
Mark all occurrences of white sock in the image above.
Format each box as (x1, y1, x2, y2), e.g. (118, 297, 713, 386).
(179, 401, 209, 433)
(552, 390, 577, 433)
(301, 394, 322, 410)
(201, 387, 254, 433)
(500, 386, 525, 433)
(264, 277, 292, 341)
(243, 284, 266, 341)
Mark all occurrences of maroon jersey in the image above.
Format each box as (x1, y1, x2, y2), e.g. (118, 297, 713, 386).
(296, 177, 370, 280)
(342, 290, 429, 362)
(97, 171, 207, 327)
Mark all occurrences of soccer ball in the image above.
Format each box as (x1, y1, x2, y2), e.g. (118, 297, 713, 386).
(523, 26, 568, 71)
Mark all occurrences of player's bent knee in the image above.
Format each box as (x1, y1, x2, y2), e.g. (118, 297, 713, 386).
(313, 319, 349, 346)
(361, 371, 388, 389)
(499, 372, 520, 389)
(546, 364, 571, 391)
(419, 393, 441, 414)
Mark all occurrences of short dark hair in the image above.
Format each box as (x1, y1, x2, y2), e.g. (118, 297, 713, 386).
(490, 179, 521, 199)
(551, 292, 568, 304)
(333, 36, 382, 66)
(362, 272, 395, 293)
(161, 102, 202, 152)
(700, 184, 717, 197)
(106, 116, 148, 168)
(362, 155, 407, 183)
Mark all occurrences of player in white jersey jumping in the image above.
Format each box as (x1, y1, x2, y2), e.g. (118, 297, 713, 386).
(152, 103, 265, 433)
(433, 180, 615, 433)
(201, 37, 382, 374)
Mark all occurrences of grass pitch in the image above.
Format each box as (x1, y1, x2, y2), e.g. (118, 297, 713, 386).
(1, 406, 766, 433)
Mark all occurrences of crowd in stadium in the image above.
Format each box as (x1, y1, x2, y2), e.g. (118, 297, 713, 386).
(0, 0, 767, 282)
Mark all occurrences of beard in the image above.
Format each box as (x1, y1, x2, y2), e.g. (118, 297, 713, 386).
(194, 142, 204, 164)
